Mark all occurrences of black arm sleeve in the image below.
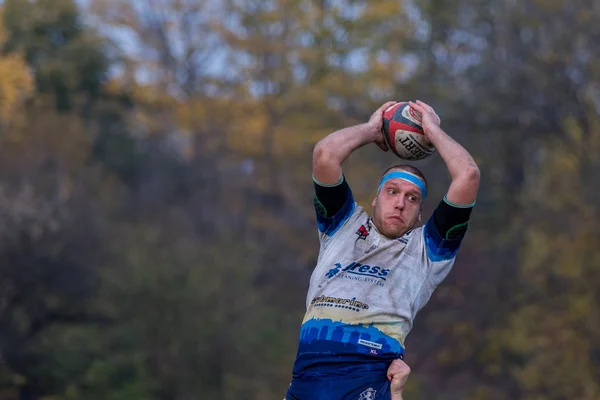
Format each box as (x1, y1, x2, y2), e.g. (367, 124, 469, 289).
(313, 175, 351, 218)
(432, 198, 474, 240)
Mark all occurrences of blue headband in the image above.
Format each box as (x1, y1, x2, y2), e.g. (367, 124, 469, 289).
(377, 171, 427, 199)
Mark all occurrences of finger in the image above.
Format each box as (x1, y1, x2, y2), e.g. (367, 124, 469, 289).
(408, 101, 425, 113)
(388, 358, 409, 369)
(388, 370, 401, 382)
(379, 101, 398, 113)
(376, 139, 389, 152)
(387, 362, 395, 380)
(416, 100, 434, 112)
(389, 359, 411, 375)
(387, 362, 400, 380)
(377, 143, 389, 153)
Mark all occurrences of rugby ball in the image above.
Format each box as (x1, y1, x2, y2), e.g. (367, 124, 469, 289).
(382, 102, 435, 161)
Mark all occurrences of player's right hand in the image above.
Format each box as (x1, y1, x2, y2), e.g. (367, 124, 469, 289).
(368, 101, 397, 152)
(387, 358, 411, 400)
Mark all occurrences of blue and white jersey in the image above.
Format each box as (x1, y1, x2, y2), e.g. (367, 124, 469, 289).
(288, 175, 473, 398)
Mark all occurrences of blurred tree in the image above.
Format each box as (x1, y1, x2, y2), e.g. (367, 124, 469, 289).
(2, 0, 108, 111)
(0, 1, 147, 399)
(0, 0, 598, 398)
(0, 7, 33, 124)
(2, 0, 140, 185)
(493, 109, 600, 400)
(403, 0, 600, 398)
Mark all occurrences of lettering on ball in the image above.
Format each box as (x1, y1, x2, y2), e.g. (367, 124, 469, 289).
(398, 136, 426, 158)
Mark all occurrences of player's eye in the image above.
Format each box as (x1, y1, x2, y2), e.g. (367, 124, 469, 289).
(408, 195, 417, 202)
(387, 189, 396, 195)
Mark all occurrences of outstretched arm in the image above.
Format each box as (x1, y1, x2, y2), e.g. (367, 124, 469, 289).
(408, 100, 480, 205)
(312, 101, 396, 185)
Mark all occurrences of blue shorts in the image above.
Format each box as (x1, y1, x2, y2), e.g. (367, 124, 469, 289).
(285, 362, 392, 400)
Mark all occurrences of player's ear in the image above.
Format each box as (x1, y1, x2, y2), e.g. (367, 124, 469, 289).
(418, 212, 422, 222)
(372, 197, 377, 207)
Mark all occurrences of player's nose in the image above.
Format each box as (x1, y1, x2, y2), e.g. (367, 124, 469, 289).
(394, 195, 405, 210)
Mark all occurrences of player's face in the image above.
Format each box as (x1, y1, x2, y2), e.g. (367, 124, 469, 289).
(371, 178, 422, 239)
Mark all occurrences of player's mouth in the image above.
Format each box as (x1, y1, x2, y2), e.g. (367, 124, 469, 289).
(388, 216, 404, 223)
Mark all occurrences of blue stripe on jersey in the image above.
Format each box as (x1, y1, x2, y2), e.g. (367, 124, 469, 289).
(295, 318, 404, 362)
(292, 318, 404, 381)
(424, 216, 462, 261)
(315, 189, 356, 236)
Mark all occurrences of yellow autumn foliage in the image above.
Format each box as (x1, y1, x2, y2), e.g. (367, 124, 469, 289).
(0, 8, 33, 122)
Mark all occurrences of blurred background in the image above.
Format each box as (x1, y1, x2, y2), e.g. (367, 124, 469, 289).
(0, 0, 598, 399)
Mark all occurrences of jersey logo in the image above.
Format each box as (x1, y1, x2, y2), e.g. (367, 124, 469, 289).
(325, 263, 342, 278)
(356, 224, 370, 240)
(358, 388, 377, 400)
(325, 262, 390, 282)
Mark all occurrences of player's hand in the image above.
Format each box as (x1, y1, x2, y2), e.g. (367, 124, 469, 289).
(387, 358, 411, 400)
(367, 101, 397, 152)
(408, 100, 441, 140)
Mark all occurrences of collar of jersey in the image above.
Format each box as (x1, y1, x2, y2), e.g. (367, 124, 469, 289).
(367, 217, 413, 241)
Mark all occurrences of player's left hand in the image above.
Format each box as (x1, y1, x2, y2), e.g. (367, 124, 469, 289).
(408, 100, 441, 140)
(387, 358, 411, 400)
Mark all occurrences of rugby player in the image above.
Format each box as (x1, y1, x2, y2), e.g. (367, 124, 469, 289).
(285, 100, 480, 399)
